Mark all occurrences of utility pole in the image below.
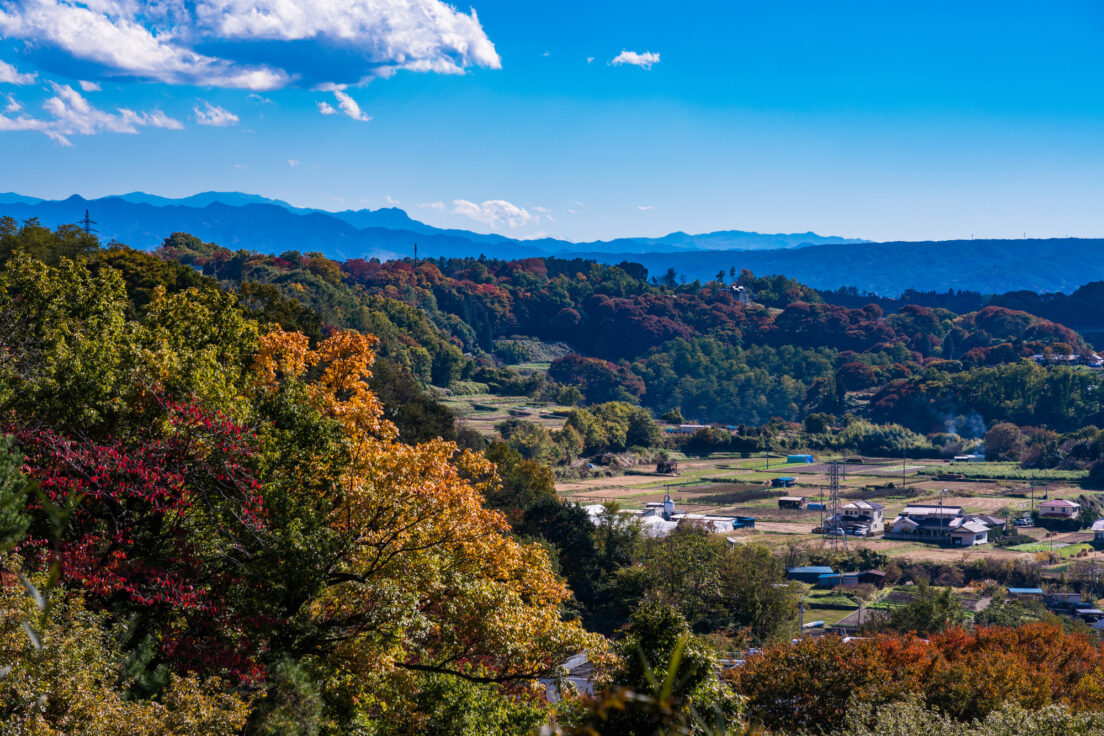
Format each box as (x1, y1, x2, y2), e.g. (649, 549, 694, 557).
(902, 454, 907, 489)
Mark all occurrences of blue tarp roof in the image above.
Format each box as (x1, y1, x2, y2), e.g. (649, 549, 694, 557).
(1008, 587, 1044, 594)
(788, 566, 834, 574)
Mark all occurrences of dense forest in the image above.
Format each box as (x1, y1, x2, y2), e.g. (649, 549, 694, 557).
(5, 217, 1104, 735)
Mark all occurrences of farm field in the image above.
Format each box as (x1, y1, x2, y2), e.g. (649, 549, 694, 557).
(439, 393, 572, 437)
(555, 451, 1104, 566)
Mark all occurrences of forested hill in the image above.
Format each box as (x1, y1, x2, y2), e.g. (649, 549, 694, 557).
(151, 231, 1090, 430)
(581, 237, 1104, 295)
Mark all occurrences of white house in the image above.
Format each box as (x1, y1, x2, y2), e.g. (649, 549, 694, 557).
(827, 501, 885, 536)
(1092, 519, 1104, 542)
(949, 520, 990, 547)
(1039, 499, 1080, 519)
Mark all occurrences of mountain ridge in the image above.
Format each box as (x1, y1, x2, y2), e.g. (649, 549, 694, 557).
(4, 191, 1104, 295)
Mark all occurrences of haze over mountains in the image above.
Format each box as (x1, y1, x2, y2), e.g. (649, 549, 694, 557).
(2, 191, 1103, 295)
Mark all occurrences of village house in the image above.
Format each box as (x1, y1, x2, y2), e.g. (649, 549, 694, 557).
(1039, 499, 1081, 519)
(884, 504, 991, 546)
(777, 495, 806, 510)
(825, 500, 885, 536)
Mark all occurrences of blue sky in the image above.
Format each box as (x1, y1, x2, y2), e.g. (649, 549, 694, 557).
(2, 0, 1104, 242)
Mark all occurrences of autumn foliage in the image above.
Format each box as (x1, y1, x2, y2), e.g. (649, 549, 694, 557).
(733, 624, 1104, 733)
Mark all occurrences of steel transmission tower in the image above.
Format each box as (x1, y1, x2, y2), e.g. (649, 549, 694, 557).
(823, 460, 847, 550)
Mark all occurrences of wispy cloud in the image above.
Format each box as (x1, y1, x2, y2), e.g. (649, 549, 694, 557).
(611, 50, 660, 70)
(0, 82, 182, 146)
(318, 101, 337, 116)
(419, 201, 445, 210)
(384, 195, 400, 206)
(288, 159, 300, 167)
(453, 199, 535, 229)
(78, 80, 101, 92)
(194, 100, 239, 127)
(637, 205, 654, 210)
(0, 59, 35, 85)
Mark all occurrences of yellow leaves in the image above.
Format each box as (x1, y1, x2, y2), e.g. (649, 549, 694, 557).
(253, 327, 395, 443)
(253, 328, 311, 391)
(251, 325, 599, 688)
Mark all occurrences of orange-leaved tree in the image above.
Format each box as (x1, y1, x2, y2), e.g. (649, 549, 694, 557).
(733, 622, 1104, 733)
(252, 328, 600, 690)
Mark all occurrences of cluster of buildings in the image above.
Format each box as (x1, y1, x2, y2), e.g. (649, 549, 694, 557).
(883, 504, 1001, 547)
(580, 496, 755, 539)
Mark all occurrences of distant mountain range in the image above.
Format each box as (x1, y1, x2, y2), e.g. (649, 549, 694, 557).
(0, 191, 865, 260)
(1, 191, 1103, 295)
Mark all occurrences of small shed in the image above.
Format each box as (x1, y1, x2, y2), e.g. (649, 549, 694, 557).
(778, 496, 806, 510)
(772, 476, 798, 488)
(818, 572, 861, 589)
(656, 460, 679, 474)
(787, 565, 834, 584)
(787, 454, 814, 464)
(1008, 587, 1044, 599)
(856, 570, 887, 588)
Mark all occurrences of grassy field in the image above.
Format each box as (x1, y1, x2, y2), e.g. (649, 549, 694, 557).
(917, 462, 1088, 481)
(439, 393, 572, 437)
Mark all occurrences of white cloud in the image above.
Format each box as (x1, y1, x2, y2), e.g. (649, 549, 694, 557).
(0, 0, 500, 90)
(384, 194, 400, 206)
(318, 101, 337, 115)
(0, 58, 35, 85)
(533, 206, 550, 214)
(329, 89, 371, 121)
(4, 94, 21, 113)
(419, 201, 445, 210)
(586, 56, 594, 64)
(1, 82, 182, 145)
(288, 158, 299, 166)
(453, 199, 534, 229)
(611, 50, 660, 70)
(247, 93, 273, 103)
(637, 205, 654, 210)
(194, 100, 239, 126)
(78, 80, 101, 92)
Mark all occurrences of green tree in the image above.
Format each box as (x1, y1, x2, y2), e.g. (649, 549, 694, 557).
(882, 581, 967, 636)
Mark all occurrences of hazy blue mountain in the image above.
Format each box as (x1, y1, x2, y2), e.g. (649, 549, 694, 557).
(565, 229, 867, 254)
(0, 195, 546, 262)
(579, 238, 1104, 295)
(0, 193, 44, 205)
(5, 191, 1104, 295)
(119, 191, 299, 209)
